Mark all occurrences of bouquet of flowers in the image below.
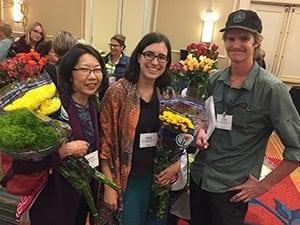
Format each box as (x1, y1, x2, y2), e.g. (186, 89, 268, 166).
(0, 52, 119, 221)
(0, 52, 63, 160)
(171, 42, 219, 99)
(149, 97, 207, 219)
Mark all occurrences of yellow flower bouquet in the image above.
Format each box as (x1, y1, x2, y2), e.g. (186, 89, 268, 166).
(149, 97, 207, 219)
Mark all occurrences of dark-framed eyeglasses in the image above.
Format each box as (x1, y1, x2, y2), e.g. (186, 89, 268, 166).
(141, 51, 168, 63)
(108, 43, 121, 48)
(73, 67, 102, 75)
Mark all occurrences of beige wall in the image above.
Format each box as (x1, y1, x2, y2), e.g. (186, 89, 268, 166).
(1, 0, 237, 68)
(155, 0, 236, 67)
(92, 0, 155, 55)
(1, 0, 84, 38)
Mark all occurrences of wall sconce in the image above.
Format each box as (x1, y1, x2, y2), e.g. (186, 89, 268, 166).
(201, 9, 215, 43)
(13, 0, 23, 23)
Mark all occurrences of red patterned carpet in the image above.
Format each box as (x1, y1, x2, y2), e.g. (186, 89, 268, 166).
(245, 157, 300, 225)
(176, 134, 300, 225)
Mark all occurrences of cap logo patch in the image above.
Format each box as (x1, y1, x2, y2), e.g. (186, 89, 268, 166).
(233, 11, 246, 23)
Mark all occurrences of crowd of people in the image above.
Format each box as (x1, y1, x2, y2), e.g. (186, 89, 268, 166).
(0, 8, 299, 225)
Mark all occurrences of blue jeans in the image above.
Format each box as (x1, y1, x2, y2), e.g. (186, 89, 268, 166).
(120, 175, 167, 225)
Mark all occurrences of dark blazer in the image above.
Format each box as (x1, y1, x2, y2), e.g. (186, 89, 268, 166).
(103, 53, 130, 80)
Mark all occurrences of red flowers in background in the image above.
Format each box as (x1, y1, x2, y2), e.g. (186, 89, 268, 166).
(0, 51, 46, 84)
(186, 42, 219, 60)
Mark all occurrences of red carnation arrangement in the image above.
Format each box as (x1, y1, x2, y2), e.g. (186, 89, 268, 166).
(186, 42, 219, 59)
(0, 51, 47, 86)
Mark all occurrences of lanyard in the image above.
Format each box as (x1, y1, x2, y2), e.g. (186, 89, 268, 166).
(222, 88, 243, 116)
(222, 68, 261, 116)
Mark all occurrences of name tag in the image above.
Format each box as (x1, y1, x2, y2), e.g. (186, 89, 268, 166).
(84, 150, 99, 168)
(216, 114, 233, 130)
(139, 133, 158, 148)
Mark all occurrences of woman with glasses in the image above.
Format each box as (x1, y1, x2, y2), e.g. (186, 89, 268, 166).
(99, 32, 180, 225)
(7, 21, 45, 58)
(103, 34, 130, 84)
(6, 44, 108, 225)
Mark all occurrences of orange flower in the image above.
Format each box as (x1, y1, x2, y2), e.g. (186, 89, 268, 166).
(0, 51, 47, 83)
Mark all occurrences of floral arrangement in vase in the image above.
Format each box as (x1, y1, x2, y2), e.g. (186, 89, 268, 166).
(171, 42, 219, 99)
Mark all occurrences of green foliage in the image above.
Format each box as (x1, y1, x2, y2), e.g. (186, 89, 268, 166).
(0, 109, 59, 152)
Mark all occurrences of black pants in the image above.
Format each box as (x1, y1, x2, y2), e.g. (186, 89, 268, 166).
(190, 177, 248, 225)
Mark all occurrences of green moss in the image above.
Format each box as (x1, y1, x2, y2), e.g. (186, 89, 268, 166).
(0, 109, 59, 152)
(0, 125, 36, 151)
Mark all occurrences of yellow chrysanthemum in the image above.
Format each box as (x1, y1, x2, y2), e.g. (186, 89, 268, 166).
(160, 110, 195, 132)
(37, 97, 61, 116)
(4, 83, 57, 111)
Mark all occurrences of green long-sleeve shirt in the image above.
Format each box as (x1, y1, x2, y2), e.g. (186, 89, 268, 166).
(191, 62, 300, 193)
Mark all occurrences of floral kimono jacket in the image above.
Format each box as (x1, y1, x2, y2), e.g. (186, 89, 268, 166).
(99, 78, 174, 224)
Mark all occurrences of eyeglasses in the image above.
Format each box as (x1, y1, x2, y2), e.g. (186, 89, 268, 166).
(32, 29, 43, 36)
(141, 51, 168, 63)
(73, 67, 102, 75)
(108, 43, 121, 48)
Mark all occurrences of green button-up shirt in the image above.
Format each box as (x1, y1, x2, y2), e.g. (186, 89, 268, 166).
(191, 62, 300, 193)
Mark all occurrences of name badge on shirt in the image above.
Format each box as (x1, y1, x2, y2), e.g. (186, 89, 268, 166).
(216, 114, 233, 130)
(139, 133, 158, 148)
(84, 150, 99, 168)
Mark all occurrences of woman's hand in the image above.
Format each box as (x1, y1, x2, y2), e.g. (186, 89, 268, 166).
(155, 160, 181, 187)
(103, 186, 119, 210)
(58, 140, 90, 159)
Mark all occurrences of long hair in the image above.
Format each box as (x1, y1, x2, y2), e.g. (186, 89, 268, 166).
(25, 21, 45, 46)
(59, 43, 107, 98)
(124, 32, 172, 90)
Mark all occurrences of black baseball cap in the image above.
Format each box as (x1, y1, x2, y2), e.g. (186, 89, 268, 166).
(220, 9, 262, 34)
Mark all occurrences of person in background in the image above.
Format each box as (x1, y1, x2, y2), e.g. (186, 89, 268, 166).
(103, 34, 130, 84)
(1, 44, 107, 225)
(0, 22, 13, 61)
(36, 40, 58, 64)
(190, 9, 300, 225)
(254, 48, 266, 69)
(44, 30, 77, 85)
(99, 32, 180, 225)
(7, 21, 45, 58)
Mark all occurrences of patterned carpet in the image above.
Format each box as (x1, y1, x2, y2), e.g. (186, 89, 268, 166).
(245, 133, 300, 225)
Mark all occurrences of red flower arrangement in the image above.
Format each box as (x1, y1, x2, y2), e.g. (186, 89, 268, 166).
(186, 42, 219, 59)
(0, 51, 47, 85)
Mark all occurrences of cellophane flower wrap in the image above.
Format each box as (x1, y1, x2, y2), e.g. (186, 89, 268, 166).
(0, 52, 119, 221)
(171, 42, 219, 98)
(149, 96, 207, 219)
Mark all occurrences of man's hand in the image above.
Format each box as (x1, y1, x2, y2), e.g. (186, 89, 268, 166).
(195, 128, 209, 150)
(228, 175, 268, 203)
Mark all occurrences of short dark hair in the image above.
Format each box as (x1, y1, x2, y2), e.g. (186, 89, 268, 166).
(124, 32, 172, 89)
(59, 43, 107, 98)
(36, 40, 53, 56)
